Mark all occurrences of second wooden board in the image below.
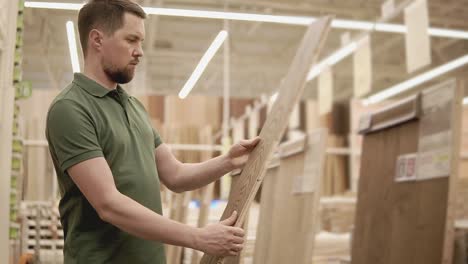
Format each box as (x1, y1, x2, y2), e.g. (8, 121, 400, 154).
(200, 16, 332, 264)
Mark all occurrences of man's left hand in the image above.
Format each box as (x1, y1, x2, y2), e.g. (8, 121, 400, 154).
(226, 137, 261, 170)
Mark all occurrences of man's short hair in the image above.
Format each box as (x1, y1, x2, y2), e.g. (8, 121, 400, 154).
(78, 0, 147, 57)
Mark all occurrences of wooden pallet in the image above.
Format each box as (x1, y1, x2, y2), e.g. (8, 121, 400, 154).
(20, 201, 63, 263)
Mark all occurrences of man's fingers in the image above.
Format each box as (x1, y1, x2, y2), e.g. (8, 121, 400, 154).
(249, 137, 261, 147)
(231, 227, 245, 237)
(231, 236, 244, 244)
(227, 244, 243, 256)
(239, 137, 261, 148)
(232, 244, 243, 252)
(220, 211, 238, 226)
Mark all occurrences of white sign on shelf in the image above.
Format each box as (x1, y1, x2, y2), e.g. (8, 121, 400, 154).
(381, 0, 395, 19)
(232, 119, 245, 143)
(289, 102, 300, 130)
(416, 80, 455, 181)
(248, 106, 259, 138)
(318, 67, 333, 115)
(353, 36, 372, 98)
(395, 153, 417, 182)
(404, 0, 431, 73)
(341, 32, 351, 46)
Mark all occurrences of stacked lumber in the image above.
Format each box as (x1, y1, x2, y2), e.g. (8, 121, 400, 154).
(460, 107, 468, 179)
(348, 99, 392, 191)
(322, 135, 348, 196)
(253, 129, 327, 264)
(320, 196, 356, 233)
(456, 178, 468, 220)
(17, 89, 59, 201)
(313, 232, 351, 264)
(160, 125, 205, 264)
(200, 16, 333, 264)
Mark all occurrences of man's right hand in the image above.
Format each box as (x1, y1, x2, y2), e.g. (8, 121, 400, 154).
(195, 211, 245, 256)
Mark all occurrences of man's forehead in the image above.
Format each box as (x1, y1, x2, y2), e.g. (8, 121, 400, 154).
(121, 12, 145, 36)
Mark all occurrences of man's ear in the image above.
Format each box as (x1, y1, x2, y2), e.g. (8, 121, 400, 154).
(89, 29, 103, 52)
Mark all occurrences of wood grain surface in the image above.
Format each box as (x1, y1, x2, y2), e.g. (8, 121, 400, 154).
(200, 16, 332, 264)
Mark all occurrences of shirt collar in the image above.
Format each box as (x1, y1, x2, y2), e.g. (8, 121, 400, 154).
(73, 73, 130, 100)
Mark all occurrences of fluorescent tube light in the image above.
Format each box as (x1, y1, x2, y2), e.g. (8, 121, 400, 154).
(25, 1, 468, 40)
(331, 19, 374, 31)
(428, 28, 468, 39)
(144, 7, 315, 25)
(326, 42, 358, 65)
(375, 23, 406, 33)
(463, 97, 468, 105)
(25, 1, 82, 10)
(363, 54, 468, 105)
(66, 21, 80, 73)
(178, 30, 228, 99)
(270, 92, 279, 103)
(307, 42, 358, 81)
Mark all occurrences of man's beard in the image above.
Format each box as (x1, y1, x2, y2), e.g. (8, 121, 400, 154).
(103, 63, 135, 84)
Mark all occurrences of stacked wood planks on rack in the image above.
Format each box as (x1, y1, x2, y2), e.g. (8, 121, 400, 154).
(160, 125, 202, 264)
(348, 99, 392, 192)
(252, 154, 280, 264)
(253, 129, 327, 264)
(320, 195, 356, 234)
(459, 107, 468, 179)
(159, 124, 220, 264)
(322, 135, 348, 196)
(190, 126, 216, 264)
(351, 79, 463, 264)
(313, 232, 351, 263)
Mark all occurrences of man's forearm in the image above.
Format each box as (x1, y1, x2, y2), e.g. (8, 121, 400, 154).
(173, 154, 234, 192)
(100, 190, 200, 248)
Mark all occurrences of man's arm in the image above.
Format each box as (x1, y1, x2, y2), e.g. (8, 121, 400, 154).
(68, 157, 244, 256)
(155, 137, 260, 193)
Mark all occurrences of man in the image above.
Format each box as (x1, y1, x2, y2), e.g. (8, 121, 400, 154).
(45, 0, 260, 263)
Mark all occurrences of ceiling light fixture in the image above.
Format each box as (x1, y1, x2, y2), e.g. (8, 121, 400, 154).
(178, 30, 228, 99)
(66, 21, 80, 73)
(24, 1, 468, 40)
(363, 54, 468, 105)
(307, 42, 358, 81)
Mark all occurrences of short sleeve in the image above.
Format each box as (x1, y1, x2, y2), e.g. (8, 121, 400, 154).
(46, 100, 103, 172)
(153, 128, 163, 149)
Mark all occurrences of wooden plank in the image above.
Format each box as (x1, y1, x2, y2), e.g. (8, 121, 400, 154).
(200, 17, 331, 264)
(252, 157, 281, 264)
(358, 94, 420, 134)
(353, 36, 372, 98)
(191, 126, 215, 264)
(254, 129, 327, 264)
(225, 119, 247, 264)
(248, 105, 259, 139)
(404, 0, 431, 73)
(442, 80, 463, 263)
(201, 17, 331, 264)
(318, 67, 333, 115)
(351, 79, 462, 264)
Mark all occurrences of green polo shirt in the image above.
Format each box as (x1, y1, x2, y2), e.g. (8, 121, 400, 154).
(46, 73, 166, 264)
